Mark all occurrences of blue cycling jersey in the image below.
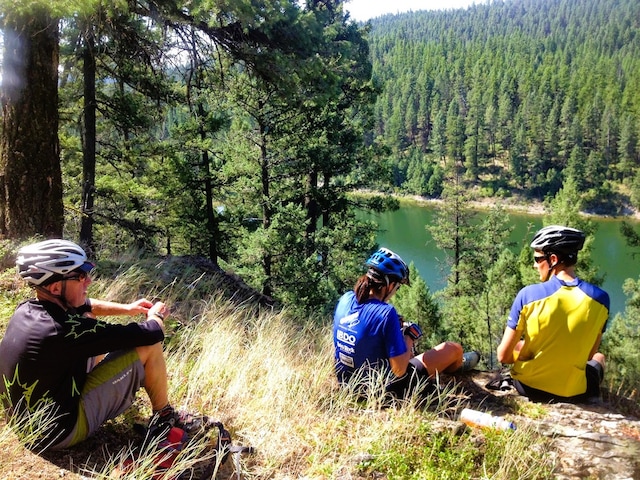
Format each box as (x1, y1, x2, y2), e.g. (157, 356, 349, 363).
(333, 291, 407, 383)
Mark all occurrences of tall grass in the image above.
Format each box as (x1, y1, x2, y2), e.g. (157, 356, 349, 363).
(0, 256, 556, 479)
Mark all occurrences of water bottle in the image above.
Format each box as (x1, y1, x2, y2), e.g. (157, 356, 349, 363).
(459, 408, 516, 431)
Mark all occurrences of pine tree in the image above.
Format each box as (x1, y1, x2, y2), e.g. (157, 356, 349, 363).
(391, 263, 444, 346)
(427, 170, 477, 296)
(1, 8, 63, 238)
(601, 277, 640, 396)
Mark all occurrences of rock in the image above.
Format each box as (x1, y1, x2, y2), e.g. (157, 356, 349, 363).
(458, 371, 640, 480)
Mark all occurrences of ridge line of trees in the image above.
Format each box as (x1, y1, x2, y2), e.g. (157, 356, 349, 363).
(367, 0, 640, 216)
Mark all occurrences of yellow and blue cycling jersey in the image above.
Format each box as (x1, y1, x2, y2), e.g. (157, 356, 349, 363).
(507, 275, 609, 398)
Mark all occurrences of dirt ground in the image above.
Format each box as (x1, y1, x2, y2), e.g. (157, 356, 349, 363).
(0, 405, 240, 480)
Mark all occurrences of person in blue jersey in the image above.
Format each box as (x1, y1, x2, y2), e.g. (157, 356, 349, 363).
(333, 247, 479, 400)
(0, 240, 209, 450)
(497, 225, 609, 403)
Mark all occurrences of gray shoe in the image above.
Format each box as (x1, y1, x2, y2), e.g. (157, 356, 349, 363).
(458, 351, 480, 373)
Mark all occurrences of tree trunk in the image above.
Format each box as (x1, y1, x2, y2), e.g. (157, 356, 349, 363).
(0, 13, 63, 239)
(80, 25, 96, 255)
(198, 103, 219, 265)
(259, 115, 272, 297)
(304, 170, 319, 256)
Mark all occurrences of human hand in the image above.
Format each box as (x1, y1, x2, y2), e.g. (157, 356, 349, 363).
(402, 322, 423, 341)
(147, 301, 169, 323)
(129, 298, 154, 315)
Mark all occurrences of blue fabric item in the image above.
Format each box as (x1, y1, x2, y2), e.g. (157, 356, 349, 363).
(78, 261, 96, 273)
(333, 291, 406, 383)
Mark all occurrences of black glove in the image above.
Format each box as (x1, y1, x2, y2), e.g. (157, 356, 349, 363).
(402, 321, 423, 341)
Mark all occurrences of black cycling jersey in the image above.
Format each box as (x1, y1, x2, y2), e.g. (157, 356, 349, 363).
(0, 299, 163, 446)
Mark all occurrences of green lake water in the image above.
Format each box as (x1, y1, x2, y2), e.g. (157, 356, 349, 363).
(362, 203, 640, 318)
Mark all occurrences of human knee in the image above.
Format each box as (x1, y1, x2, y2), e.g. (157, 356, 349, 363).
(136, 342, 164, 365)
(439, 341, 463, 358)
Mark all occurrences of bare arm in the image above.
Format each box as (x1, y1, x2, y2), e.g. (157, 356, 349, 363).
(88, 298, 168, 335)
(389, 350, 412, 377)
(88, 298, 154, 317)
(588, 331, 603, 360)
(497, 326, 520, 364)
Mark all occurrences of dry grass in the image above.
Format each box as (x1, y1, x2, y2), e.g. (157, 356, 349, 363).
(0, 255, 556, 479)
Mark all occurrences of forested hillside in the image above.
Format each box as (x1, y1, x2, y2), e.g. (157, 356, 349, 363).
(366, 0, 640, 213)
(1, 1, 639, 459)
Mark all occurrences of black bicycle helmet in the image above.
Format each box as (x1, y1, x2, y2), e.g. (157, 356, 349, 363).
(530, 225, 585, 255)
(16, 239, 93, 286)
(365, 247, 410, 286)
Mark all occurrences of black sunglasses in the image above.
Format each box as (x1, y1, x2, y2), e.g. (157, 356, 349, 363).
(533, 255, 548, 264)
(64, 267, 95, 281)
(64, 272, 88, 281)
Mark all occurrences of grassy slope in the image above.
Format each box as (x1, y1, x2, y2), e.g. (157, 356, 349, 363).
(0, 251, 555, 479)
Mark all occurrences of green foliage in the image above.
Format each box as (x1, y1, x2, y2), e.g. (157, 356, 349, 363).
(427, 173, 478, 296)
(362, 420, 554, 480)
(362, 422, 478, 479)
(630, 170, 640, 211)
(620, 220, 640, 253)
(481, 249, 523, 368)
(366, 0, 640, 211)
(601, 278, 640, 397)
(402, 148, 445, 197)
(0, 0, 104, 18)
(391, 263, 444, 345)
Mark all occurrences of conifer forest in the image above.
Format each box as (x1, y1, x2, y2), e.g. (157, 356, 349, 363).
(1, 0, 640, 388)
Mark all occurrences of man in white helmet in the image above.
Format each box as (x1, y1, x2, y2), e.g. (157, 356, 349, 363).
(0, 239, 205, 450)
(497, 226, 609, 403)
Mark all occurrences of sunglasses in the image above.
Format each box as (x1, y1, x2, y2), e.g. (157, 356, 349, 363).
(64, 272, 89, 281)
(64, 265, 96, 281)
(533, 255, 548, 264)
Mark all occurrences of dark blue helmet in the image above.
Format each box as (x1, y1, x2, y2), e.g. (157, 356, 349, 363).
(365, 247, 410, 286)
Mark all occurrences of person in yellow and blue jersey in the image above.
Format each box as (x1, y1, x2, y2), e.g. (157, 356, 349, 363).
(497, 225, 609, 403)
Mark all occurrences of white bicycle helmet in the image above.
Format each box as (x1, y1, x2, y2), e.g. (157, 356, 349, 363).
(16, 239, 92, 286)
(530, 225, 585, 254)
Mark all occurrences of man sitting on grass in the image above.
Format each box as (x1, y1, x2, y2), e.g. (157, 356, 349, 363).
(497, 226, 609, 403)
(0, 239, 206, 450)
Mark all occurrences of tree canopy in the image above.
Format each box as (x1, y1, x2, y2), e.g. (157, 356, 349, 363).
(1, 0, 381, 315)
(366, 0, 640, 214)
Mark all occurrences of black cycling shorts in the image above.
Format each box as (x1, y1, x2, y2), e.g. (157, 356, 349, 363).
(513, 359, 604, 403)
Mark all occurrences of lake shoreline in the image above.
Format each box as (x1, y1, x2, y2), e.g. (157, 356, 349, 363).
(367, 199, 635, 317)
(395, 194, 640, 221)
